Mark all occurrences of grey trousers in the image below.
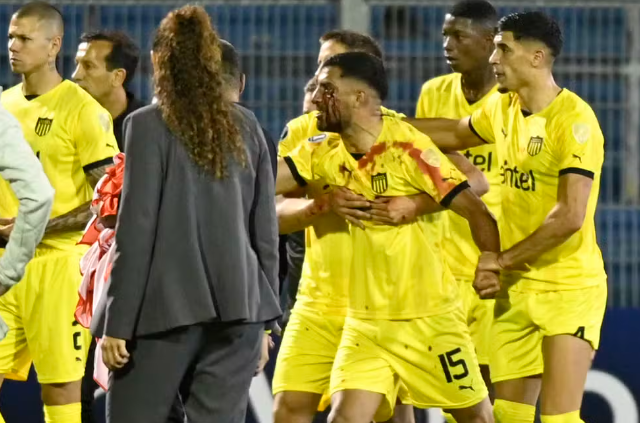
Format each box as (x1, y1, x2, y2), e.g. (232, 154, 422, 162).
(106, 321, 262, 423)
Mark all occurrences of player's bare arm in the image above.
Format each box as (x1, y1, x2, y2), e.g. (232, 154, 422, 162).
(479, 173, 592, 273)
(405, 116, 485, 152)
(276, 157, 371, 230)
(447, 186, 501, 298)
(44, 163, 112, 234)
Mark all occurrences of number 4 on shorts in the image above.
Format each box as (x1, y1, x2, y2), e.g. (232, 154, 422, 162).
(438, 348, 470, 383)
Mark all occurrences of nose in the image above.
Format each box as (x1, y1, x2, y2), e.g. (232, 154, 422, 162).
(8, 38, 18, 53)
(72, 64, 83, 81)
(489, 48, 499, 65)
(311, 87, 323, 106)
(443, 35, 453, 53)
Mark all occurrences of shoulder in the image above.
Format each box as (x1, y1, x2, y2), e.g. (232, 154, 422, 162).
(420, 73, 459, 95)
(383, 115, 434, 146)
(548, 90, 603, 143)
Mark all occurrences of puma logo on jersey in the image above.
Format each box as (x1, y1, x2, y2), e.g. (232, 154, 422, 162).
(459, 379, 475, 391)
(308, 134, 327, 143)
(572, 154, 582, 163)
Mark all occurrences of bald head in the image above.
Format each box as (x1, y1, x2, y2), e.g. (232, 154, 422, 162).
(14, 1, 64, 37)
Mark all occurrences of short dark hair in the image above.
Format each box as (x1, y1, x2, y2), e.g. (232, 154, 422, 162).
(304, 77, 317, 94)
(319, 30, 383, 60)
(498, 11, 563, 58)
(219, 39, 242, 90)
(320, 52, 388, 101)
(450, 0, 498, 29)
(15, 1, 64, 33)
(80, 30, 140, 86)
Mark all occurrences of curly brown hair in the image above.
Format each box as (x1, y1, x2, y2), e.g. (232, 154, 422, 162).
(152, 5, 245, 178)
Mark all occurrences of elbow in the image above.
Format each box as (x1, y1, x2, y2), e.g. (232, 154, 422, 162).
(468, 173, 490, 197)
(563, 213, 585, 235)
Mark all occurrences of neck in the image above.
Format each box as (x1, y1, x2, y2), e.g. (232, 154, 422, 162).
(100, 87, 129, 119)
(460, 65, 495, 103)
(22, 64, 62, 96)
(223, 89, 240, 104)
(341, 110, 384, 154)
(517, 71, 561, 114)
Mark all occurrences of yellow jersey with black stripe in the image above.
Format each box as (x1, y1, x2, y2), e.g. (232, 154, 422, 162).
(416, 73, 500, 282)
(279, 107, 406, 316)
(0, 80, 118, 250)
(279, 111, 349, 315)
(285, 116, 468, 319)
(469, 89, 606, 290)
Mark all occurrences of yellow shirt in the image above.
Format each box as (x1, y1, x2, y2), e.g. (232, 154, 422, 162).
(0, 80, 119, 249)
(416, 73, 500, 282)
(279, 111, 350, 315)
(470, 89, 606, 290)
(286, 116, 468, 319)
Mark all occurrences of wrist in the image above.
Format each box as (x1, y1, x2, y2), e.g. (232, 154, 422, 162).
(496, 252, 510, 270)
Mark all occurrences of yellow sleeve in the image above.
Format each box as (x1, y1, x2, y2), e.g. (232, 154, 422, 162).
(277, 117, 308, 157)
(380, 106, 406, 119)
(469, 93, 499, 144)
(406, 133, 469, 207)
(283, 138, 332, 187)
(74, 100, 119, 170)
(415, 82, 431, 118)
(554, 113, 604, 178)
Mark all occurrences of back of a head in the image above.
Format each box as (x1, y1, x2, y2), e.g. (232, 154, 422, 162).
(321, 52, 388, 101)
(319, 30, 383, 60)
(153, 5, 244, 178)
(498, 11, 563, 58)
(449, 0, 498, 29)
(80, 30, 140, 87)
(15, 1, 64, 36)
(219, 39, 242, 92)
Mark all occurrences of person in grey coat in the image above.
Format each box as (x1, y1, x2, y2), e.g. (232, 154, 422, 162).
(90, 5, 281, 423)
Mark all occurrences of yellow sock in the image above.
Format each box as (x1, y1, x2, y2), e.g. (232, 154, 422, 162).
(494, 399, 536, 423)
(442, 411, 457, 423)
(44, 403, 81, 423)
(541, 411, 584, 423)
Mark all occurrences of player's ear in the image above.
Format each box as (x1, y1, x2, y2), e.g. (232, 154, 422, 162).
(112, 68, 126, 87)
(531, 47, 546, 68)
(49, 35, 62, 60)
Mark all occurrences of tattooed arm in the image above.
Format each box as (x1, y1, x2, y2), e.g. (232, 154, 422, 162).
(44, 164, 111, 234)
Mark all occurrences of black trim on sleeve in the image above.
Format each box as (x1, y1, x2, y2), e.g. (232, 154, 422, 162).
(468, 119, 490, 144)
(440, 180, 470, 208)
(559, 167, 595, 180)
(283, 156, 308, 187)
(83, 157, 114, 173)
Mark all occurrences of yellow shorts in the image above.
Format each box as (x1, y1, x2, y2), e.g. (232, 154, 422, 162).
(0, 246, 91, 384)
(490, 282, 607, 384)
(330, 307, 488, 422)
(272, 307, 345, 396)
(459, 279, 494, 365)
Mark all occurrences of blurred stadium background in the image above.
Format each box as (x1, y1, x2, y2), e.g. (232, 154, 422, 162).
(0, 0, 638, 422)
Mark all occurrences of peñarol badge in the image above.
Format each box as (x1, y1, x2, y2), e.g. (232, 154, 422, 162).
(35, 117, 53, 136)
(527, 136, 544, 156)
(371, 173, 388, 194)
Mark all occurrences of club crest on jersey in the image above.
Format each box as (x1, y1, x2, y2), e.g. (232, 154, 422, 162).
(527, 136, 544, 156)
(308, 134, 327, 143)
(35, 117, 53, 137)
(371, 173, 388, 194)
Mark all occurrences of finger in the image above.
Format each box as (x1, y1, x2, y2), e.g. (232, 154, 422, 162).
(370, 215, 395, 225)
(372, 197, 392, 204)
(345, 215, 365, 230)
(338, 200, 371, 209)
(0, 218, 14, 225)
(117, 342, 130, 359)
(339, 208, 372, 220)
(368, 203, 390, 211)
(335, 189, 367, 202)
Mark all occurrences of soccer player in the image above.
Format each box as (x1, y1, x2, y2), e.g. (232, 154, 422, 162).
(408, 11, 607, 423)
(73, 30, 143, 150)
(415, 1, 499, 416)
(277, 52, 499, 423)
(71, 29, 142, 423)
(0, 3, 118, 423)
(273, 31, 424, 423)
